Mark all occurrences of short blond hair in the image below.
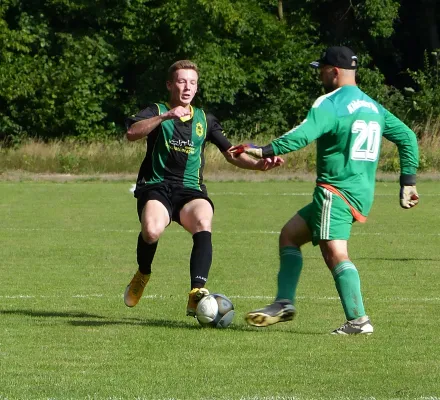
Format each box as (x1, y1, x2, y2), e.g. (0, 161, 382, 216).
(167, 60, 199, 81)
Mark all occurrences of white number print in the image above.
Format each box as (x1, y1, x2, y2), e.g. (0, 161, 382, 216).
(350, 120, 381, 162)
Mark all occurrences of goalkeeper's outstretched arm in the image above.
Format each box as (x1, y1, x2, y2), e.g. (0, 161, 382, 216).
(223, 147, 284, 171)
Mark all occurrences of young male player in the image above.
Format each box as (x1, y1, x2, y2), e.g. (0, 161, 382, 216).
(124, 60, 283, 317)
(231, 46, 419, 334)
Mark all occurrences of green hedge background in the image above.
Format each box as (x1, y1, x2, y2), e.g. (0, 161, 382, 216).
(1, 0, 439, 143)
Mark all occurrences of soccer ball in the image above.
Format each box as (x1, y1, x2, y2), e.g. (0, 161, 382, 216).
(196, 293, 235, 328)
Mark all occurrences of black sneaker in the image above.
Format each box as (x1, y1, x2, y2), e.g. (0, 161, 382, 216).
(245, 300, 296, 327)
(331, 318, 374, 335)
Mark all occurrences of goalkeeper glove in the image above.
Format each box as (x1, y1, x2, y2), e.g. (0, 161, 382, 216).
(399, 174, 419, 209)
(400, 186, 419, 209)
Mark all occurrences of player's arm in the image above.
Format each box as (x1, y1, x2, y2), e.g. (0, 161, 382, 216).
(126, 115, 164, 141)
(223, 148, 284, 171)
(126, 105, 191, 141)
(126, 105, 159, 141)
(206, 114, 284, 171)
(230, 98, 337, 158)
(382, 109, 420, 208)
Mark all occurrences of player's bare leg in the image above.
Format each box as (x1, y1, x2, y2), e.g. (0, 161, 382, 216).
(124, 200, 169, 307)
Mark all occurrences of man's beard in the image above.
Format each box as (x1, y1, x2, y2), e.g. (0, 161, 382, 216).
(323, 82, 335, 93)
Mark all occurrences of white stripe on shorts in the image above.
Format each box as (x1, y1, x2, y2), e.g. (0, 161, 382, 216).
(321, 188, 332, 240)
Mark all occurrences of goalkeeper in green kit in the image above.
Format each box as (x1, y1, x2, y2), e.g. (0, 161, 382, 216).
(231, 46, 419, 335)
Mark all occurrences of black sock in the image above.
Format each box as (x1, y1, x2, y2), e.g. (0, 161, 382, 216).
(190, 231, 212, 289)
(137, 232, 158, 275)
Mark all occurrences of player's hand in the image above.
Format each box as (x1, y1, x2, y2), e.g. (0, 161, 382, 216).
(162, 106, 191, 120)
(400, 185, 419, 209)
(230, 144, 263, 159)
(256, 156, 284, 171)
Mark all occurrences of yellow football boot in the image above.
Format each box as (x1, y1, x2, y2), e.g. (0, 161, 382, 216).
(186, 287, 209, 317)
(124, 271, 150, 307)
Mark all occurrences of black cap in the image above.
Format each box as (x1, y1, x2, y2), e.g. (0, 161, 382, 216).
(310, 46, 358, 70)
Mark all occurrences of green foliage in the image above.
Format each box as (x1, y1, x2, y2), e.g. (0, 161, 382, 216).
(120, 0, 321, 137)
(405, 50, 440, 135)
(0, 0, 438, 143)
(304, 0, 400, 43)
(0, 1, 121, 141)
(355, 0, 400, 38)
(0, 0, 322, 141)
(190, 2, 321, 137)
(356, 53, 408, 120)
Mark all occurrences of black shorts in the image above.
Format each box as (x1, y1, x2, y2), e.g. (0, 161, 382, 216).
(135, 183, 214, 225)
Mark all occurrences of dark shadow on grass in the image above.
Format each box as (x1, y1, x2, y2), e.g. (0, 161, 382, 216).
(70, 319, 324, 335)
(226, 324, 325, 335)
(69, 319, 309, 333)
(0, 309, 106, 319)
(68, 318, 201, 329)
(1, 308, 201, 330)
(1, 308, 326, 334)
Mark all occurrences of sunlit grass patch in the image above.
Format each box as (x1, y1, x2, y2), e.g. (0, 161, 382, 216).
(0, 181, 439, 399)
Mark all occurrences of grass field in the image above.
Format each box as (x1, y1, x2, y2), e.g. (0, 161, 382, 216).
(1, 179, 440, 400)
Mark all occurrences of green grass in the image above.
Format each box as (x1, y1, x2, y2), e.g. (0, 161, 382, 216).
(1, 180, 440, 400)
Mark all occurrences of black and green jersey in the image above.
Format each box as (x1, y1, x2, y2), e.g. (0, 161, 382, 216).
(127, 103, 231, 195)
(266, 85, 419, 216)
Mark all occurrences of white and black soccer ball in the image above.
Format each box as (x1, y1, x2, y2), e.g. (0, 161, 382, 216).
(196, 293, 235, 328)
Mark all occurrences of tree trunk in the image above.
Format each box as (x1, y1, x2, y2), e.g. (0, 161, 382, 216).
(278, 0, 283, 21)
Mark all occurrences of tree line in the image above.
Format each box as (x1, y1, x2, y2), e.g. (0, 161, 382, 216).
(0, 0, 439, 144)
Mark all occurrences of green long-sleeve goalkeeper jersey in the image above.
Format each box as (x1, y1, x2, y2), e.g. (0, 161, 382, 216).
(269, 85, 419, 216)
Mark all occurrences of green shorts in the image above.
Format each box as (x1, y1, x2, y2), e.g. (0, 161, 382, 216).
(298, 186, 354, 246)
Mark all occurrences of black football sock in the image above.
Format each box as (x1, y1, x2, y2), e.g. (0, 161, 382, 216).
(190, 231, 212, 289)
(136, 232, 158, 275)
